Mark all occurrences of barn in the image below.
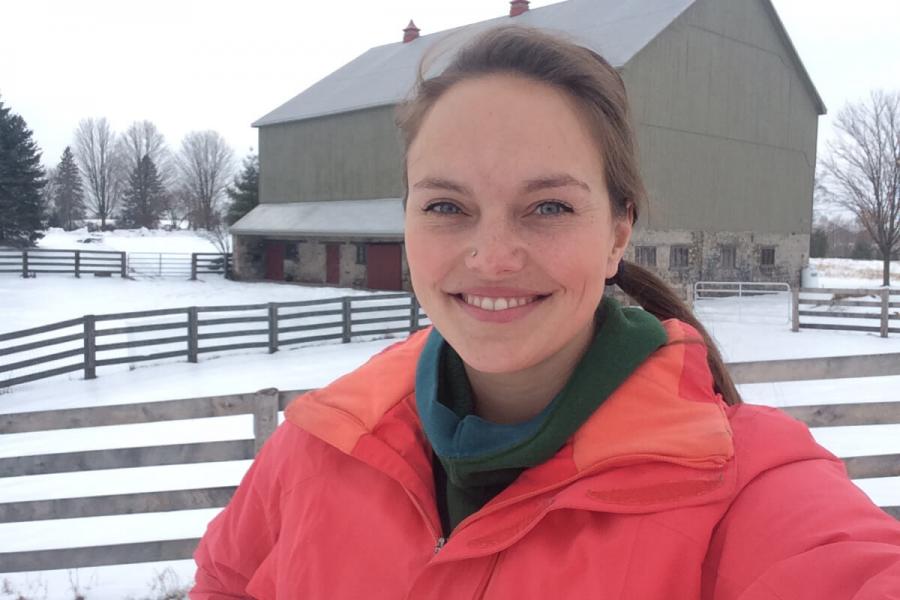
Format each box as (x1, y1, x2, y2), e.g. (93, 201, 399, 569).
(231, 0, 825, 292)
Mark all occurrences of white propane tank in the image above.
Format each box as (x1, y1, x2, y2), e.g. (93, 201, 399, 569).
(801, 265, 820, 288)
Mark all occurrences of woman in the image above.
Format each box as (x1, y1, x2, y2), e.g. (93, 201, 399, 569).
(192, 27, 900, 598)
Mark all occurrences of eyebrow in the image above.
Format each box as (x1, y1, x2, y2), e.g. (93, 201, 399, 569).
(412, 177, 473, 196)
(522, 174, 591, 194)
(411, 173, 591, 196)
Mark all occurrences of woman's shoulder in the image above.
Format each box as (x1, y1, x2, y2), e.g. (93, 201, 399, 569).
(725, 402, 841, 478)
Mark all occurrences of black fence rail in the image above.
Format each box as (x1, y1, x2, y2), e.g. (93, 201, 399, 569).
(0, 248, 231, 280)
(192, 252, 232, 279)
(0, 248, 125, 277)
(792, 287, 900, 337)
(1, 293, 429, 389)
(1, 352, 898, 573)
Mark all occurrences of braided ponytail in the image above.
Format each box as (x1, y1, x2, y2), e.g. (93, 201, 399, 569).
(616, 261, 742, 406)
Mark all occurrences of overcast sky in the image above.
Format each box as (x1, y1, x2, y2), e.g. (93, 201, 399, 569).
(2, 0, 898, 170)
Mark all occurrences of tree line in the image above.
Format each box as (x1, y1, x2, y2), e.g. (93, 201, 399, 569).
(815, 90, 899, 286)
(0, 95, 259, 248)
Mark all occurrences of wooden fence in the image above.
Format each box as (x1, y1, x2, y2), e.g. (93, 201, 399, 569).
(0, 248, 231, 280)
(0, 248, 125, 278)
(0, 353, 898, 573)
(1, 293, 427, 388)
(793, 287, 900, 337)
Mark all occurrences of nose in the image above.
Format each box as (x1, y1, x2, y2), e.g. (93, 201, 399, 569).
(464, 217, 526, 276)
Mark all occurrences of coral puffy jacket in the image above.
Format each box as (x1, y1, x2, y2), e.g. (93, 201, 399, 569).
(192, 322, 900, 599)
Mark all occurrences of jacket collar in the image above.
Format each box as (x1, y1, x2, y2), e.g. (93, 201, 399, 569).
(285, 320, 735, 555)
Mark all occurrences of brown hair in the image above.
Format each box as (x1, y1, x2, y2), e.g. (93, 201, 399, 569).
(396, 26, 741, 406)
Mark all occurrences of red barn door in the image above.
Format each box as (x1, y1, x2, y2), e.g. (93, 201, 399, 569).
(366, 244, 402, 290)
(264, 241, 284, 280)
(326, 243, 341, 285)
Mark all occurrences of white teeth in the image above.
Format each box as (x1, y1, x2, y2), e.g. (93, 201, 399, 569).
(461, 294, 538, 311)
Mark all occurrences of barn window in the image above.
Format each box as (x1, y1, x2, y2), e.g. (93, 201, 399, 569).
(720, 245, 736, 269)
(635, 246, 656, 267)
(285, 242, 298, 260)
(669, 246, 690, 269)
(760, 246, 776, 266)
(356, 244, 367, 265)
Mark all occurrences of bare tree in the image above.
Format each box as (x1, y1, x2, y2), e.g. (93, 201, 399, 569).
(118, 120, 173, 189)
(74, 118, 122, 228)
(820, 90, 900, 285)
(176, 130, 235, 230)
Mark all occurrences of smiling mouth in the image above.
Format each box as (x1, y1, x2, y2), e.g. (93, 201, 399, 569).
(455, 293, 547, 311)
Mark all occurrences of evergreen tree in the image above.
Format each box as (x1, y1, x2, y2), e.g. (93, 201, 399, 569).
(52, 146, 86, 230)
(225, 152, 259, 225)
(120, 154, 165, 228)
(809, 228, 828, 258)
(0, 96, 45, 247)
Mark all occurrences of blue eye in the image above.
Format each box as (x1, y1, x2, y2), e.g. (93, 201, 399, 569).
(535, 201, 572, 216)
(424, 201, 462, 215)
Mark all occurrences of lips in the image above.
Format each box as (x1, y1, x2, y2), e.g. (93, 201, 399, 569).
(461, 294, 539, 311)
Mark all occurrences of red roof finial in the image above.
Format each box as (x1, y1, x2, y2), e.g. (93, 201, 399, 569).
(403, 20, 420, 43)
(510, 0, 530, 17)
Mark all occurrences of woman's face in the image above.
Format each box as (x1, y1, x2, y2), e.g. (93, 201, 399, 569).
(404, 74, 632, 374)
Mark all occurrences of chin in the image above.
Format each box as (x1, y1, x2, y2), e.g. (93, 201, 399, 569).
(451, 342, 541, 375)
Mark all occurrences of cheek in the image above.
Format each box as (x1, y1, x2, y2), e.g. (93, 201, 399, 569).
(404, 225, 450, 286)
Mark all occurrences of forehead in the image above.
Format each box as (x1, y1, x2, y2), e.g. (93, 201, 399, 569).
(407, 74, 605, 185)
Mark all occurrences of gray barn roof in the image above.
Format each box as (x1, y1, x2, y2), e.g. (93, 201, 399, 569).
(253, 0, 701, 127)
(230, 198, 404, 238)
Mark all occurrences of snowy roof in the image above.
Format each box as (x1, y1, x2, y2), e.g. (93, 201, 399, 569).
(230, 199, 404, 238)
(253, 0, 700, 127)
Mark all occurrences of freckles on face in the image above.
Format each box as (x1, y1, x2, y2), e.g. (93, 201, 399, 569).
(403, 74, 629, 373)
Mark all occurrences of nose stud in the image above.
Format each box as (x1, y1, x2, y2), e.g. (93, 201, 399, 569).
(471, 248, 478, 258)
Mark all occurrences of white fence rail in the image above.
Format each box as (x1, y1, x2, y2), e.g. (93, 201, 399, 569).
(693, 281, 792, 324)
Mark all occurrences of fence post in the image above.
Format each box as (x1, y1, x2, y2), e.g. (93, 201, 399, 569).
(253, 388, 280, 454)
(83, 315, 96, 379)
(21, 250, 28, 278)
(881, 288, 890, 338)
(791, 287, 800, 332)
(187, 307, 199, 363)
(342, 297, 352, 343)
(191, 254, 198, 280)
(409, 295, 420, 333)
(268, 303, 279, 353)
(74, 250, 81, 278)
(120, 252, 127, 278)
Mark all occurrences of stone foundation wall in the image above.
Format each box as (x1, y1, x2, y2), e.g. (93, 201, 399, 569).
(232, 235, 266, 279)
(626, 229, 808, 297)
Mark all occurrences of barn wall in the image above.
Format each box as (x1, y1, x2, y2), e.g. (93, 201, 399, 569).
(628, 228, 808, 289)
(259, 105, 404, 204)
(621, 0, 819, 236)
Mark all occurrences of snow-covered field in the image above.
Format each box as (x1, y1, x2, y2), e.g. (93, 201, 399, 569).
(1, 232, 899, 598)
(812, 257, 900, 289)
(37, 227, 220, 254)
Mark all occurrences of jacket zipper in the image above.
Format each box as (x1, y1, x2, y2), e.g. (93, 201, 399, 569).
(401, 487, 446, 556)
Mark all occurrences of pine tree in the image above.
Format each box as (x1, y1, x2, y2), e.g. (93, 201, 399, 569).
(52, 146, 86, 230)
(225, 152, 259, 225)
(120, 154, 165, 228)
(0, 96, 45, 247)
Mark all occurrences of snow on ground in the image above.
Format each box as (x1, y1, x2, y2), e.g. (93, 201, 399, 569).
(37, 227, 219, 254)
(1, 243, 899, 598)
(1, 273, 382, 334)
(812, 257, 900, 289)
